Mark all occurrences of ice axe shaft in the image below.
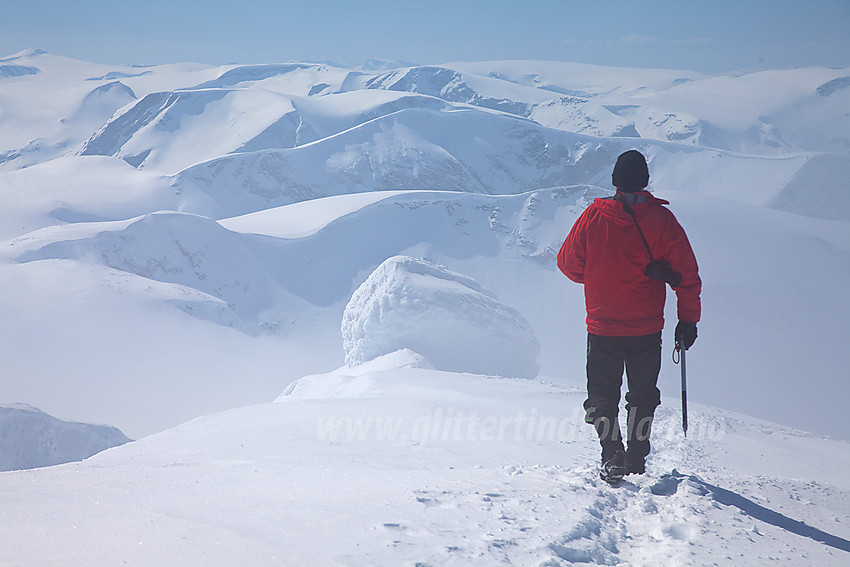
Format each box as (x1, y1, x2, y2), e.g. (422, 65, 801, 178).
(680, 346, 688, 436)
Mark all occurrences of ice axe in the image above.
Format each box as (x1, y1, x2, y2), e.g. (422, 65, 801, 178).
(674, 341, 688, 436)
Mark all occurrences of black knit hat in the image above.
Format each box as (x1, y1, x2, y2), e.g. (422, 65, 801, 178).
(612, 150, 649, 192)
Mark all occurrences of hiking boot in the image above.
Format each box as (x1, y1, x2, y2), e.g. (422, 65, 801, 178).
(599, 450, 626, 484)
(625, 453, 646, 476)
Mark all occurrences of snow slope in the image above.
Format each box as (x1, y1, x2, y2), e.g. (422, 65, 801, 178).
(0, 155, 174, 240)
(0, 352, 848, 565)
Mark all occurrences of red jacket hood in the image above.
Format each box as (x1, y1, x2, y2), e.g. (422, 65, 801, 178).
(593, 191, 671, 226)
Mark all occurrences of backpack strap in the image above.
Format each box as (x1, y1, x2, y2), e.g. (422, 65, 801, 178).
(612, 194, 655, 261)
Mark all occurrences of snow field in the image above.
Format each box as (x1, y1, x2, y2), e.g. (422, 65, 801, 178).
(2, 354, 848, 565)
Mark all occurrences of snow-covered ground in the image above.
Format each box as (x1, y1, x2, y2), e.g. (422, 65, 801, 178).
(2, 352, 849, 565)
(1, 49, 849, 564)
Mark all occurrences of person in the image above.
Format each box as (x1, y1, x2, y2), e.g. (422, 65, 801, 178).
(557, 150, 701, 483)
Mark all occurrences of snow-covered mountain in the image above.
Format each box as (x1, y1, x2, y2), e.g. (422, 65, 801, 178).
(1, 47, 848, 436)
(0, 403, 129, 471)
(0, 48, 849, 565)
(3, 50, 849, 220)
(1, 46, 848, 434)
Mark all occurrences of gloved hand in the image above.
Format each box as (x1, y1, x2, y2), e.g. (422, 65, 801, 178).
(675, 321, 698, 350)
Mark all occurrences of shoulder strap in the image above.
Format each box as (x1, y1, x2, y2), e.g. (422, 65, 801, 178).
(614, 195, 655, 261)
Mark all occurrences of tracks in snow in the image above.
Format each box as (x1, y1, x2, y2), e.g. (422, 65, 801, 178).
(339, 465, 715, 566)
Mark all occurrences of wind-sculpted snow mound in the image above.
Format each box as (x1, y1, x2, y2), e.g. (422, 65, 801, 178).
(0, 404, 129, 471)
(341, 255, 540, 379)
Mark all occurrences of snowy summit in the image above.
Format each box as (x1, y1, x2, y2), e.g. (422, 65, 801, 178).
(0, 49, 848, 565)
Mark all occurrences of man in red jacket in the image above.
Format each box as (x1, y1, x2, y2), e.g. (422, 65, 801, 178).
(557, 150, 701, 482)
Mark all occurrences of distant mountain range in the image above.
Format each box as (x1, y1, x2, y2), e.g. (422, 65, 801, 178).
(2, 50, 848, 220)
(1, 49, 848, 443)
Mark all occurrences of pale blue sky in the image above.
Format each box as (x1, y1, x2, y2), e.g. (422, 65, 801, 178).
(2, 0, 848, 73)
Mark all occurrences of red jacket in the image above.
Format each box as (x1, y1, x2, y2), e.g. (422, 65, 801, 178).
(557, 191, 701, 336)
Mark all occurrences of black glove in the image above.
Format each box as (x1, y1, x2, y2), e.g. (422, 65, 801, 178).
(675, 321, 698, 350)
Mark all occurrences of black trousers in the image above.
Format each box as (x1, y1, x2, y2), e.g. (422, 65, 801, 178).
(584, 332, 662, 461)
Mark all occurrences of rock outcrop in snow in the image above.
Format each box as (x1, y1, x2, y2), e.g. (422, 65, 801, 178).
(341, 256, 540, 379)
(0, 404, 130, 471)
